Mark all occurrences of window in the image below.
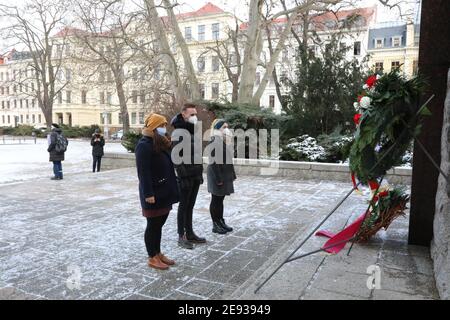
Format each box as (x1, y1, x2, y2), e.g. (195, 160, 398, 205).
(154, 64, 160, 80)
(107, 92, 112, 105)
(199, 83, 205, 99)
(413, 60, 419, 75)
(31, 83, 34, 92)
(131, 112, 137, 124)
(65, 44, 71, 56)
(269, 95, 275, 109)
(132, 68, 138, 81)
(198, 25, 205, 41)
(32, 114, 35, 123)
(26, 99, 29, 108)
(32, 99, 35, 109)
(392, 36, 401, 47)
(2, 115, 4, 123)
(1, 87, 3, 95)
(139, 112, 145, 124)
(185, 27, 192, 41)
(375, 62, 384, 73)
(118, 112, 123, 125)
(106, 70, 112, 82)
(66, 91, 71, 103)
(212, 23, 220, 40)
(140, 90, 145, 104)
(65, 68, 71, 81)
(197, 56, 205, 73)
(58, 92, 63, 104)
(212, 56, 220, 72)
(99, 71, 105, 83)
(38, 114, 41, 123)
(375, 38, 384, 49)
(211, 83, 219, 99)
(8, 115, 11, 123)
(353, 41, 361, 56)
(14, 100, 17, 108)
(20, 99, 23, 108)
(100, 92, 105, 104)
(82, 90, 87, 104)
(391, 61, 401, 70)
(20, 115, 23, 123)
(132, 90, 138, 103)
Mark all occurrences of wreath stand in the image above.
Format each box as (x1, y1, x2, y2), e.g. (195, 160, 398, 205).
(254, 95, 449, 294)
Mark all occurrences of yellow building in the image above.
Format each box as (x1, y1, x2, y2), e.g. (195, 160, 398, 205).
(367, 21, 419, 77)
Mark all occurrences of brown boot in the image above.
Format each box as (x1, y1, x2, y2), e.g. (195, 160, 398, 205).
(158, 253, 175, 266)
(148, 256, 169, 270)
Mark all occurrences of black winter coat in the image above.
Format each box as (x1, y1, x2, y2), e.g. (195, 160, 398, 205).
(207, 136, 236, 196)
(135, 136, 179, 210)
(47, 128, 67, 162)
(170, 113, 204, 186)
(91, 134, 105, 157)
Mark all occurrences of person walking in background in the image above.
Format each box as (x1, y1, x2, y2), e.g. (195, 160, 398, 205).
(47, 123, 68, 180)
(91, 129, 105, 172)
(171, 103, 206, 249)
(135, 113, 179, 270)
(207, 119, 236, 234)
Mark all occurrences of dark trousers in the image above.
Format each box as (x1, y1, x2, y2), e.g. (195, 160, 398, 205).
(210, 194, 225, 222)
(93, 156, 102, 172)
(52, 161, 63, 178)
(177, 179, 201, 236)
(145, 214, 169, 258)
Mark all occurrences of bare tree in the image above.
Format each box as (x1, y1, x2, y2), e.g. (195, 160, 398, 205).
(0, 0, 70, 129)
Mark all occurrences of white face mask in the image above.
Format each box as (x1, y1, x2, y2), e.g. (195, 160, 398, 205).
(223, 128, 232, 137)
(188, 115, 198, 125)
(156, 127, 167, 136)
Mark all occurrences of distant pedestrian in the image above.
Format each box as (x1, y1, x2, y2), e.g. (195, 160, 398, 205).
(207, 119, 236, 234)
(135, 113, 179, 270)
(91, 129, 105, 172)
(47, 123, 68, 180)
(171, 103, 206, 249)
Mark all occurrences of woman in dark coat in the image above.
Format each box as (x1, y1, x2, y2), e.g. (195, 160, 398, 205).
(135, 113, 179, 270)
(91, 129, 105, 172)
(47, 123, 67, 180)
(207, 119, 236, 234)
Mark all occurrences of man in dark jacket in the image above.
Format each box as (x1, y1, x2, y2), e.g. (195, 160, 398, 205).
(91, 129, 105, 172)
(47, 123, 68, 180)
(171, 103, 206, 249)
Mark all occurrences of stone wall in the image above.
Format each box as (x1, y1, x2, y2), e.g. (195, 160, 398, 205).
(431, 69, 450, 300)
(102, 153, 412, 184)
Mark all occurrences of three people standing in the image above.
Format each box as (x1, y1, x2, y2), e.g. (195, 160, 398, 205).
(171, 104, 206, 249)
(91, 129, 105, 172)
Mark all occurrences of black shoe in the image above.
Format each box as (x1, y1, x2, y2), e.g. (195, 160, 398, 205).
(178, 235, 194, 249)
(186, 232, 207, 244)
(212, 221, 228, 234)
(50, 176, 60, 180)
(219, 219, 233, 232)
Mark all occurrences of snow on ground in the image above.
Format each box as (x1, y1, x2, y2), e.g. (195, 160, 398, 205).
(0, 138, 127, 184)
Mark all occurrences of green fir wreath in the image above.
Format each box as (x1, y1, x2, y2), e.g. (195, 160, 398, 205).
(349, 70, 427, 184)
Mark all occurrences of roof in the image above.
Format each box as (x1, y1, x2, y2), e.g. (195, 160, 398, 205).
(239, 6, 376, 31)
(162, 2, 226, 23)
(53, 27, 89, 38)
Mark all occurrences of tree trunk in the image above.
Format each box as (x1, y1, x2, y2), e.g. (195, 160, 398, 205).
(144, 0, 186, 104)
(115, 76, 130, 134)
(237, 0, 263, 104)
(161, 0, 200, 100)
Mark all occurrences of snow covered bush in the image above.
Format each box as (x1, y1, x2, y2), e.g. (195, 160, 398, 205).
(280, 135, 327, 162)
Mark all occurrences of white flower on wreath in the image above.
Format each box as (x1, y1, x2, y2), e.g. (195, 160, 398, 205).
(353, 102, 360, 111)
(360, 96, 372, 109)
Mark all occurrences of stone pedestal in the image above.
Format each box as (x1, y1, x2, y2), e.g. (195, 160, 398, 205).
(431, 69, 450, 299)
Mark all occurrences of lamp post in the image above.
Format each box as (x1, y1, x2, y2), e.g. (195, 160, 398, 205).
(102, 111, 109, 140)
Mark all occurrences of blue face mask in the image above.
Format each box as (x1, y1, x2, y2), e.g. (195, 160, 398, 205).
(156, 127, 167, 136)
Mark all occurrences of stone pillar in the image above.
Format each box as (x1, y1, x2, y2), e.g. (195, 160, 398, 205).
(409, 0, 450, 246)
(431, 69, 450, 299)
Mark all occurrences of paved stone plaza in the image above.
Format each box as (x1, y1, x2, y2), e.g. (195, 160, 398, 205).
(0, 168, 439, 300)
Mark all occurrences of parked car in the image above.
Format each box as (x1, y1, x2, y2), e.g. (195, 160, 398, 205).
(111, 129, 123, 140)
